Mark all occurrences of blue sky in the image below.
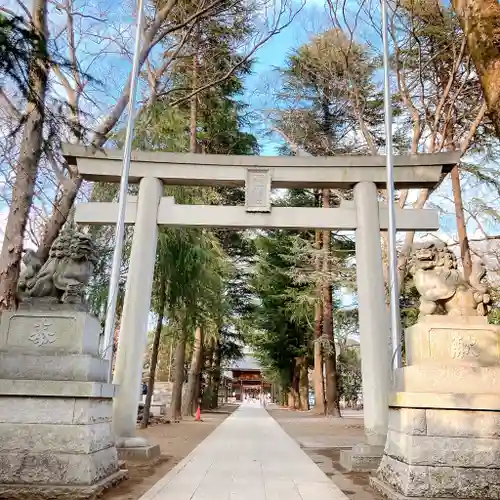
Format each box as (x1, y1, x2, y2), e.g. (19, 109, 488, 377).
(2, 0, 499, 257)
(241, 3, 324, 155)
(237, 8, 500, 248)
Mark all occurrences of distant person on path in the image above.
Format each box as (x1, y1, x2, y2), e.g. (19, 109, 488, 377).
(260, 393, 266, 408)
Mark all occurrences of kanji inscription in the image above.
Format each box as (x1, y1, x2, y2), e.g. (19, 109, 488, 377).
(28, 319, 56, 347)
(245, 168, 271, 212)
(451, 335, 479, 359)
(426, 327, 498, 364)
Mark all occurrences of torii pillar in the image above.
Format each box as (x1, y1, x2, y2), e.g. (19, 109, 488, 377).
(112, 177, 163, 459)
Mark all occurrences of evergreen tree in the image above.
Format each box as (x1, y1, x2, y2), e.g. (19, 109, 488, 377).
(251, 231, 312, 410)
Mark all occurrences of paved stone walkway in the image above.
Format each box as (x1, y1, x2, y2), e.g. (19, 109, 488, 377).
(139, 404, 348, 500)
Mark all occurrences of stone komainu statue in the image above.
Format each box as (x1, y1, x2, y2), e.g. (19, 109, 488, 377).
(17, 227, 97, 305)
(408, 241, 491, 317)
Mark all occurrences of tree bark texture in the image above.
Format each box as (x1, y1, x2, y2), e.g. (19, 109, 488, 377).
(36, 1, 184, 259)
(210, 339, 222, 409)
(0, 0, 49, 310)
(193, 372, 202, 415)
(322, 189, 341, 417)
(450, 165, 473, 279)
(288, 363, 300, 410)
(298, 356, 309, 411)
(170, 330, 187, 421)
(452, 0, 500, 138)
(189, 34, 199, 154)
(182, 326, 204, 417)
(201, 340, 214, 409)
(202, 337, 219, 409)
(140, 280, 167, 428)
(313, 229, 326, 414)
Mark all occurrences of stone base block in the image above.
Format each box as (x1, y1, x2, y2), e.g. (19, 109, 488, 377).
(0, 351, 108, 382)
(375, 406, 500, 498)
(371, 474, 500, 500)
(339, 443, 384, 472)
(0, 309, 123, 497)
(0, 446, 120, 485)
(370, 475, 417, 500)
(150, 403, 166, 416)
(0, 379, 117, 398)
(0, 396, 113, 425)
(0, 310, 102, 357)
(394, 364, 500, 395)
(0, 420, 115, 453)
(0, 393, 121, 491)
(0, 469, 128, 500)
(389, 391, 500, 411)
(375, 454, 500, 499)
(117, 444, 161, 462)
(404, 315, 500, 367)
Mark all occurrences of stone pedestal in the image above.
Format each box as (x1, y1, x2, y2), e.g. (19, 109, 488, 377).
(140, 381, 172, 416)
(371, 316, 500, 499)
(0, 308, 126, 499)
(340, 443, 385, 472)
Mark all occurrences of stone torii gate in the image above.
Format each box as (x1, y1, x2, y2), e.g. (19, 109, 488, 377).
(64, 145, 459, 459)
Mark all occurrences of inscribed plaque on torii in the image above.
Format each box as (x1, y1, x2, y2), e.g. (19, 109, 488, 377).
(245, 168, 271, 213)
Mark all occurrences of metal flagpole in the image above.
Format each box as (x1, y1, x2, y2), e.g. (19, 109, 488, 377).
(381, 0, 402, 370)
(102, 0, 146, 382)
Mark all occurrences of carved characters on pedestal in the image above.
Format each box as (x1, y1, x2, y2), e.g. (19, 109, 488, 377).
(17, 227, 97, 306)
(450, 334, 480, 359)
(408, 242, 491, 317)
(28, 319, 56, 346)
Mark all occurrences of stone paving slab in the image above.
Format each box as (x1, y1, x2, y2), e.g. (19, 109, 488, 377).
(139, 404, 349, 500)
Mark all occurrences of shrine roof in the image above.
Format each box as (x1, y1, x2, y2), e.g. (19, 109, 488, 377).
(229, 355, 262, 372)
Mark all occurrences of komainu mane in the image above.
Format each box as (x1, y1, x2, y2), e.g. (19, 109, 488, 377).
(408, 241, 491, 317)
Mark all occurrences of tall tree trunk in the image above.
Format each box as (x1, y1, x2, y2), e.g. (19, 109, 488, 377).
(140, 280, 167, 428)
(298, 356, 309, 411)
(189, 33, 199, 154)
(290, 363, 300, 410)
(322, 189, 341, 417)
(450, 165, 473, 279)
(177, 35, 198, 416)
(182, 326, 204, 416)
(452, 0, 500, 138)
(193, 372, 202, 415)
(170, 331, 187, 421)
(210, 339, 222, 409)
(201, 339, 214, 409)
(167, 335, 175, 382)
(313, 230, 326, 414)
(0, 0, 49, 310)
(203, 338, 218, 409)
(37, 178, 82, 262)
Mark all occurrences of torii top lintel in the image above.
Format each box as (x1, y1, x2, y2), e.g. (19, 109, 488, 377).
(63, 144, 459, 189)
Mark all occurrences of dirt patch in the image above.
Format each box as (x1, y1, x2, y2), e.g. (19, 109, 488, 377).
(269, 406, 382, 500)
(268, 406, 365, 448)
(102, 405, 237, 500)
